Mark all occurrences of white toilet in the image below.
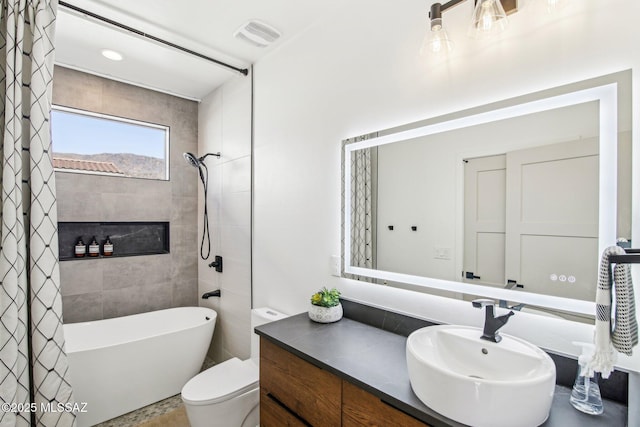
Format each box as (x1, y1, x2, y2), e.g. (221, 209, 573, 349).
(181, 307, 288, 427)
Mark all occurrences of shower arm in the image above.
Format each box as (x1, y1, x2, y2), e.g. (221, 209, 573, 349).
(199, 152, 221, 162)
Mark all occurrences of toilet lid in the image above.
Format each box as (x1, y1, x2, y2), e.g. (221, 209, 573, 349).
(182, 358, 258, 405)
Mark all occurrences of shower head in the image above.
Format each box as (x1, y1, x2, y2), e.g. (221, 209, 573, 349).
(186, 151, 221, 261)
(183, 152, 201, 168)
(183, 152, 221, 168)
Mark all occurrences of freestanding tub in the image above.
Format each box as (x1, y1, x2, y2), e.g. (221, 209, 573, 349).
(63, 306, 217, 427)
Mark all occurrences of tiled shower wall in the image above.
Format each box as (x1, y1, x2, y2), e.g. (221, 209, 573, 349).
(54, 66, 199, 323)
(198, 71, 253, 362)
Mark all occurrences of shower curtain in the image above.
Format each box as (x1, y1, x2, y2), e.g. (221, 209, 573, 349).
(349, 144, 377, 283)
(351, 147, 373, 269)
(0, 1, 75, 426)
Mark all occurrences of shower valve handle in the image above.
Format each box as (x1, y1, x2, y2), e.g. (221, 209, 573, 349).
(208, 255, 223, 273)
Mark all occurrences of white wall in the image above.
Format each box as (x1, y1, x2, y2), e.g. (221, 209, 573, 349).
(198, 70, 253, 362)
(250, 0, 640, 376)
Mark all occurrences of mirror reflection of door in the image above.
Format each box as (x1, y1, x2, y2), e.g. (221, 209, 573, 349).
(464, 138, 599, 302)
(463, 155, 506, 287)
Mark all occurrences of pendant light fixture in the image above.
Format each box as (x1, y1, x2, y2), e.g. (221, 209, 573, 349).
(422, 3, 454, 54)
(468, 0, 508, 39)
(545, 0, 568, 13)
(424, 0, 516, 54)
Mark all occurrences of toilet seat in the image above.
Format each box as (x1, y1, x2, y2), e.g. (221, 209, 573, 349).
(181, 358, 258, 406)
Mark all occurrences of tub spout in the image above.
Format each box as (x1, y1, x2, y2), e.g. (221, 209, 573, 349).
(202, 290, 221, 299)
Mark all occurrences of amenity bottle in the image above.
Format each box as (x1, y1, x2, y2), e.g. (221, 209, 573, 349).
(103, 236, 114, 256)
(88, 237, 100, 257)
(74, 237, 86, 258)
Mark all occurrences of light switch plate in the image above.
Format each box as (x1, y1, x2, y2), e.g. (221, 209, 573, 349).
(330, 255, 341, 276)
(434, 247, 452, 260)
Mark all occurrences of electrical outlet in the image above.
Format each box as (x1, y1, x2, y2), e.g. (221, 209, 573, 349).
(433, 247, 451, 260)
(330, 255, 341, 277)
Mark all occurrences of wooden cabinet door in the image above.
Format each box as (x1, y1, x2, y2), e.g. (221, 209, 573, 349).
(342, 380, 429, 427)
(260, 389, 308, 427)
(260, 338, 342, 426)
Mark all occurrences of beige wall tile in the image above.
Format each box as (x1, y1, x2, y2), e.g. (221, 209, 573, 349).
(61, 293, 103, 324)
(218, 309, 251, 360)
(102, 281, 173, 319)
(198, 71, 253, 362)
(102, 255, 171, 290)
(55, 66, 198, 323)
(172, 278, 199, 307)
(59, 259, 103, 296)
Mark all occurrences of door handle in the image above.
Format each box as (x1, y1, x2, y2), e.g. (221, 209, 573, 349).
(506, 279, 524, 289)
(465, 271, 481, 280)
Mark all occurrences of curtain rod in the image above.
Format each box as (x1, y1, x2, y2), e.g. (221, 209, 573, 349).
(58, 1, 249, 76)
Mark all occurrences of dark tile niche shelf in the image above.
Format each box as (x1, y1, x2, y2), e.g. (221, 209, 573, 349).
(58, 221, 170, 261)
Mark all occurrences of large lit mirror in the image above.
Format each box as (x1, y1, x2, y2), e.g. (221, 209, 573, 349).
(342, 71, 632, 321)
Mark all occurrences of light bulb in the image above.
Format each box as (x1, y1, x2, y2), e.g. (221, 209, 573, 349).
(430, 28, 454, 54)
(468, 0, 508, 39)
(546, 0, 566, 12)
(480, 2, 495, 31)
(421, 21, 454, 55)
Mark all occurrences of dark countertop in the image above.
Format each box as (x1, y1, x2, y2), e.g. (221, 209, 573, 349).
(255, 313, 628, 427)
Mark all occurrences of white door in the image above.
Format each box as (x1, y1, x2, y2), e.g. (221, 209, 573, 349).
(463, 155, 506, 287)
(505, 138, 599, 301)
(464, 138, 599, 301)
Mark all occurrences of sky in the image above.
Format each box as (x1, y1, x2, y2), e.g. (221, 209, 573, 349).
(51, 109, 167, 159)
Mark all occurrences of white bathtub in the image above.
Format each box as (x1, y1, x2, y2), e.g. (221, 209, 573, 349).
(63, 306, 216, 427)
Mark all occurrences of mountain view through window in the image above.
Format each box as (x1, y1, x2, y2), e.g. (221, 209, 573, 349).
(51, 107, 169, 180)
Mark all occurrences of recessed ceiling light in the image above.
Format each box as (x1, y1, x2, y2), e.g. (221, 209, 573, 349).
(101, 49, 123, 61)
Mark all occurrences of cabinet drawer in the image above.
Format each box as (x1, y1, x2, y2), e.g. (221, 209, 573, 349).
(261, 339, 341, 426)
(260, 389, 308, 427)
(342, 380, 429, 427)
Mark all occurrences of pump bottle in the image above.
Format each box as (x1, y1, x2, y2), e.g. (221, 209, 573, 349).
(569, 341, 603, 415)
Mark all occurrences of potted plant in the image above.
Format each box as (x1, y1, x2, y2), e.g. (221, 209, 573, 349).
(308, 287, 343, 323)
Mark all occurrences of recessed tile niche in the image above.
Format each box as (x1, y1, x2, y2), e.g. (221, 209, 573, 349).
(58, 221, 170, 260)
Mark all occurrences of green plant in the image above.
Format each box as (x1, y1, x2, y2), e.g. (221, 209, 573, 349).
(310, 287, 341, 308)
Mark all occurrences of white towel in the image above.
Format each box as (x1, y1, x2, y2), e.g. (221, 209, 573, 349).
(611, 254, 639, 355)
(587, 246, 639, 378)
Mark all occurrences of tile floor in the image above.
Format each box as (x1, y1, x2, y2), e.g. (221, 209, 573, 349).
(94, 394, 184, 427)
(94, 357, 215, 427)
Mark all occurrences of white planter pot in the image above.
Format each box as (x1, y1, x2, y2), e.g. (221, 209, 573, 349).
(308, 303, 343, 323)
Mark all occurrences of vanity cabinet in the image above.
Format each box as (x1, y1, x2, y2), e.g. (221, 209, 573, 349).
(260, 338, 342, 426)
(342, 381, 428, 427)
(260, 389, 307, 427)
(260, 338, 429, 427)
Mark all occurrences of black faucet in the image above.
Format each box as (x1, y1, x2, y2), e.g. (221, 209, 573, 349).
(472, 299, 514, 343)
(202, 289, 221, 299)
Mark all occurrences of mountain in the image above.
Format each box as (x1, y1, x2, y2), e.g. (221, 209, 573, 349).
(53, 152, 166, 180)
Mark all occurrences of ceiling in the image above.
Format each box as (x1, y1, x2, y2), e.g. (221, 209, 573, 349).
(55, 0, 345, 100)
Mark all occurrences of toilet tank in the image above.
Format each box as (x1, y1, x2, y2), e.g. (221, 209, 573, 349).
(250, 308, 288, 363)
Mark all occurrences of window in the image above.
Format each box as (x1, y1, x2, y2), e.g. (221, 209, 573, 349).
(51, 106, 169, 180)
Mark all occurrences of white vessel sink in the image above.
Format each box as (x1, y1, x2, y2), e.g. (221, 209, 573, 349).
(406, 325, 556, 427)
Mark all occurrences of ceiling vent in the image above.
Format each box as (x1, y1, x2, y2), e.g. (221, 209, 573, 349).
(233, 20, 281, 48)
